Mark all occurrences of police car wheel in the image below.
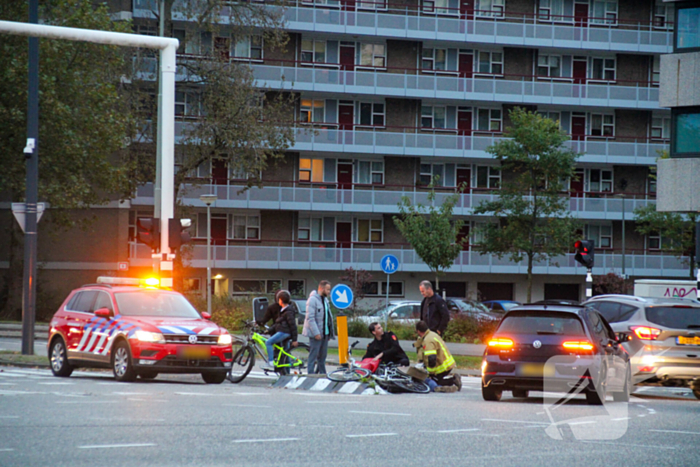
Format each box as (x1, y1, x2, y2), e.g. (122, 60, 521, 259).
(49, 338, 73, 377)
(112, 341, 137, 382)
(139, 371, 158, 380)
(202, 372, 227, 384)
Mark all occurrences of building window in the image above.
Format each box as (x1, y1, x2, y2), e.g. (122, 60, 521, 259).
(420, 163, 445, 186)
(647, 232, 661, 250)
(298, 217, 323, 241)
(230, 214, 260, 240)
(588, 169, 613, 192)
(651, 115, 670, 139)
(175, 89, 201, 116)
(476, 108, 502, 132)
(232, 279, 282, 295)
(538, 111, 561, 126)
(422, 0, 451, 15)
(475, 166, 501, 188)
(538, 0, 566, 22)
(356, 160, 384, 184)
(300, 99, 325, 124)
(590, 58, 616, 81)
(288, 280, 306, 299)
(357, 219, 383, 243)
(476, 51, 503, 75)
(647, 168, 657, 194)
(653, 1, 674, 30)
(363, 281, 405, 297)
(299, 158, 324, 183)
(651, 55, 660, 84)
(421, 48, 447, 71)
(358, 103, 385, 127)
(183, 278, 201, 292)
(590, 114, 614, 137)
(234, 36, 263, 60)
(421, 106, 447, 129)
(537, 55, 561, 78)
(358, 0, 387, 10)
(672, 108, 700, 157)
(676, 5, 700, 51)
(591, 0, 618, 25)
(359, 44, 386, 68)
(587, 224, 613, 249)
(475, 0, 505, 18)
(301, 39, 326, 63)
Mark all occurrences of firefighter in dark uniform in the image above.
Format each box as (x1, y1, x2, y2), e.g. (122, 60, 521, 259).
(362, 322, 410, 366)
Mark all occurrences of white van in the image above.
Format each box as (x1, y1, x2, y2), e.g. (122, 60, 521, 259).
(633, 279, 698, 301)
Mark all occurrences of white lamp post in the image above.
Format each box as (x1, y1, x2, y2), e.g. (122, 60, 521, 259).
(200, 194, 217, 315)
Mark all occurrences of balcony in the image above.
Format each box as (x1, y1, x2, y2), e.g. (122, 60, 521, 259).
(251, 62, 661, 110)
(128, 242, 689, 277)
(133, 182, 656, 221)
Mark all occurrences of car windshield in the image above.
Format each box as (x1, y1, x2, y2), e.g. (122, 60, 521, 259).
(497, 311, 586, 336)
(645, 306, 700, 329)
(368, 304, 398, 317)
(114, 291, 201, 318)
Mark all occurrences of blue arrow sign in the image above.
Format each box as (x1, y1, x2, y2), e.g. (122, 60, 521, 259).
(380, 254, 399, 275)
(330, 284, 353, 310)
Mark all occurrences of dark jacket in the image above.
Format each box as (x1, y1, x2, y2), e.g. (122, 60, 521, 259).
(420, 294, 450, 335)
(362, 331, 409, 366)
(272, 305, 298, 342)
(257, 303, 282, 329)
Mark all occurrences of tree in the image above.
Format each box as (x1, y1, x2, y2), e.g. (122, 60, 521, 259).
(593, 272, 631, 295)
(338, 267, 373, 313)
(393, 184, 466, 289)
(634, 204, 698, 279)
(473, 108, 581, 303)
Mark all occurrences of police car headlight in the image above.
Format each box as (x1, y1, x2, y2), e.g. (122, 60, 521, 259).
(217, 334, 232, 345)
(134, 330, 165, 344)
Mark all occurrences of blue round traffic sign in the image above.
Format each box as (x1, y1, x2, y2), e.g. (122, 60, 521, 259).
(380, 254, 399, 275)
(330, 284, 353, 310)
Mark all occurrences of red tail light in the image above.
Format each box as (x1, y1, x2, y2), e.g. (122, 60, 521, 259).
(488, 338, 514, 349)
(562, 341, 594, 352)
(631, 326, 661, 340)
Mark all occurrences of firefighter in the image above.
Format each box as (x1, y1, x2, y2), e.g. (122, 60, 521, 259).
(415, 320, 461, 393)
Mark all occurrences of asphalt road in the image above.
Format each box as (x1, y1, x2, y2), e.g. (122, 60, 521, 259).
(1, 366, 699, 467)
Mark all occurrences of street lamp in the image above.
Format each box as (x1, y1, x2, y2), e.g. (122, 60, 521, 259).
(200, 194, 217, 315)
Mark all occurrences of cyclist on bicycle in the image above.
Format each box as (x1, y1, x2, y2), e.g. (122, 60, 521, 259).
(362, 322, 409, 367)
(260, 290, 298, 371)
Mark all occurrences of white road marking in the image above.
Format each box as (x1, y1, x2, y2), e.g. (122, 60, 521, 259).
(568, 421, 597, 426)
(112, 392, 148, 396)
(57, 401, 117, 404)
(0, 448, 15, 452)
(37, 382, 74, 386)
(127, 398, 146, 402)
(481, 419, 549, 425)
(305, 401, 361, 404)
(78, 443, 156, 449)
(581, 441, 677, 450)
(436, 429, 481, 433)
(233, 438, 299, 444)
(349, 411, 411, 417)
(650, 429, 700, 436)
(611, 417, 631, 421)
(346, 433, 397, 438)
(0, 416, 19, 419)
(223, 404, 272, 408)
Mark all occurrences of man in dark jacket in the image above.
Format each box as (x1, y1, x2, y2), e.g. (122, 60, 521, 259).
(261, 290, 298, 371)
(419, 280, 450, 336)
(362, 322, 409, 366)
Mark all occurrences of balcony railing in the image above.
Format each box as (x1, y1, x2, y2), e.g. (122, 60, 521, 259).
(128, 242, 689, 277)
(133, 182, 656, 220)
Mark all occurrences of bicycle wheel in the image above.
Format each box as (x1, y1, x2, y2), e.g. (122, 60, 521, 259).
(285, 343, 310, 375)
(393, 378, 431, 394)
(227, 345, 255, 384)
(327, 367, 371, 382)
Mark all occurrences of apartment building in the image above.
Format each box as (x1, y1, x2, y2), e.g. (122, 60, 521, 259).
(2, 0, 687, 311)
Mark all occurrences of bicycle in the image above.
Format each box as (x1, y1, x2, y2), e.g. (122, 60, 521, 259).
(227, 321, 310, 384)
(327, 341, 372, 382)
(371, 363, 430, 394)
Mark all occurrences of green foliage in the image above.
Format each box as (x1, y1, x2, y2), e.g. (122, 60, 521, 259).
(187, 294, 252, 332)
(634, 204, 697, 278)
(474, 108, 581, 301)
(393, 184, 466, 286)
(593, 272, 631, 295)
(347, 316, 498, 344)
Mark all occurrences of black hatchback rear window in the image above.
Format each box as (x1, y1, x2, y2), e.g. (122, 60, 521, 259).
(498, 311, 586, 336)
(645, 306, 700, 329)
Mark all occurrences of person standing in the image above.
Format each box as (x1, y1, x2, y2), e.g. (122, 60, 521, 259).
(415, 320, 460, 393)
(303, 280, 335, 374)
(418, 280, 450, 336)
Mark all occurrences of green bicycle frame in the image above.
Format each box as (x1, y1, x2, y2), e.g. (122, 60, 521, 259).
(251, 332, 302, 369)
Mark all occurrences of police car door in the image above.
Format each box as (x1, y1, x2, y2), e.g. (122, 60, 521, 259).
(65, 290, 98, 359)
(88, 291, 117, 363)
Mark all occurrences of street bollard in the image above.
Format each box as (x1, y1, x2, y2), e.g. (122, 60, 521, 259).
(337, 314, 348, 366)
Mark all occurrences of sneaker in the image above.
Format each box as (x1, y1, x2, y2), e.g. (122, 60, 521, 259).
(455, 375, 462, 392)
(260, 362, 275, 372)
(435, 385, 458, 393)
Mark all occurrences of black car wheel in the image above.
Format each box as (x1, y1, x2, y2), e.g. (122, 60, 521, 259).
(482, 382, 502, 401)
(202, 372, 227, 384)
(49, 338, 73, 377)
(112, 341, 137, 382)
(512, 389, 529, 398)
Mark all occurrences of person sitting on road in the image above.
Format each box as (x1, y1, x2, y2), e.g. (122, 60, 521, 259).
(261, 290, 298, 371)
(362, 322, 410, 367)
(415, 320, 461, 393)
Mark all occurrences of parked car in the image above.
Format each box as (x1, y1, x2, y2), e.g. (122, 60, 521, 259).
(356, 301, 421, 325)
(481, 303, 631, 405)
(582, 294, 700, 398)
(482, 300, 522, 313)
(292, 299, 306, 326)
(446, 298, 501, 321)
(533, 299, 580, 306)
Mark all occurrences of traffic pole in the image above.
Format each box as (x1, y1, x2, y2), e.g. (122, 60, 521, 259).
(337, 314, 348, 366)
(586, 268, 593, 299)
(696, 221, 700, 300)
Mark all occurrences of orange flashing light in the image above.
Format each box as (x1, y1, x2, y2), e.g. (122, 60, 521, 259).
(562, 341, 594, 351)
(143, 277, 160, 287)
(488, 338, 514, 349)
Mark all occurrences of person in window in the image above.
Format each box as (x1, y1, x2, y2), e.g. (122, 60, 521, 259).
(362, 322, 409, 367)
(260, 290, 298, 371)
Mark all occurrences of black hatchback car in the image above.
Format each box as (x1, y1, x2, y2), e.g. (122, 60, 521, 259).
(481, 305, 631, 405)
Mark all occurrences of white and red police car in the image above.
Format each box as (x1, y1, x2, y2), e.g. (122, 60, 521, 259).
(47, 277, 233, 383)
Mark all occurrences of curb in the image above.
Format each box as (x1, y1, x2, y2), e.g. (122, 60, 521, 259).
(0, 360, 50, 369)
(272, 375, 388, 395)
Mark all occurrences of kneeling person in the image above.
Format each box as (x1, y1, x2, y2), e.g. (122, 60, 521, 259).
(362, 322, 410, 367)
(415, 320, 461, 393)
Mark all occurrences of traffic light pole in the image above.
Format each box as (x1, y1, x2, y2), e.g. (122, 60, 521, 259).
(586, 268, 593, 299)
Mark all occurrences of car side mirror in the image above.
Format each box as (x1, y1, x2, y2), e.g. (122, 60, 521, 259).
(94, 307, 112, 319)
(201, 311, 212, 320)
(615, 332, 629, 342)
(390, 312, 398, 319)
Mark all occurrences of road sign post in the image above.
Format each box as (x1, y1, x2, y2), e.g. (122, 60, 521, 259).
(331, 284, 354, 365)
(380, 255, 400, 327)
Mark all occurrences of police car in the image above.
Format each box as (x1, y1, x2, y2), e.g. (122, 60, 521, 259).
(47, 277, 233, 383)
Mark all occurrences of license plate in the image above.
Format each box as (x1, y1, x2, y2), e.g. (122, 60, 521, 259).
(518, 363, 555, 377)
(677, 336, 700, 346)
(177, 345, 210, 359)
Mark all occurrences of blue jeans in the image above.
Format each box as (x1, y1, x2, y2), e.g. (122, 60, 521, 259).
(426, 377, 438, 392)
(266, 332, 291, 365)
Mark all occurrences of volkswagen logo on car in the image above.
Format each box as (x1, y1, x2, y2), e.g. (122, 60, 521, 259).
(189, 335, 198, 344)
(533, 340, 542, 349)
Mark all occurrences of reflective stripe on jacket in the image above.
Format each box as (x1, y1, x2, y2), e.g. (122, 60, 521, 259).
(416, 330, 455, 375)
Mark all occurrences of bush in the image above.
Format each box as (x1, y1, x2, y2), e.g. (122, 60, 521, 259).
(187, 294, 254, 332)
(443, 314, 500, 344)
(347, 319, 372, 338)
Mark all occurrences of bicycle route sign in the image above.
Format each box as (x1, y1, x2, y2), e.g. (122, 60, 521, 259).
(380, 254, 399, 275)
(330, 284, 353, 310)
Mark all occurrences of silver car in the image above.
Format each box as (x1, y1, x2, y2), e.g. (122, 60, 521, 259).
(356, 301, 421, 325)
(583, 294, 700, 397)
